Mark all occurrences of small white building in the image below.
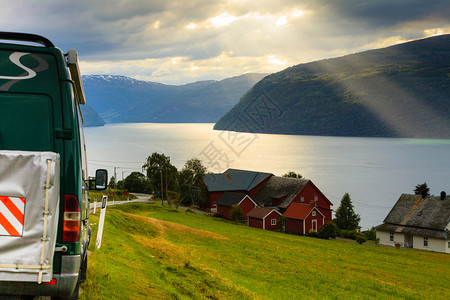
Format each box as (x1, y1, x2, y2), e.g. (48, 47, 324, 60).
(376, 193, 449, 253)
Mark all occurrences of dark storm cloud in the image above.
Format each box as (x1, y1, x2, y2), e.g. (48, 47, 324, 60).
(2, 0, 192, 57)
(323, 0, 449, 26)
(2, 0, 448, 58)
(1, 0, 448, 84)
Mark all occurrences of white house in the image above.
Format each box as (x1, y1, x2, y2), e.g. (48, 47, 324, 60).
(376, 193, 450, 253)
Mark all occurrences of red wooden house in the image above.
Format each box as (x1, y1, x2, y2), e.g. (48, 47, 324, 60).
(203, 170, 333, 234)
(215, 192, 258, 220)
(252, 176, 333, 223)
(284, 203, 326, 235)
(248, 207, 282, 231)
(202, 169, 272, 210)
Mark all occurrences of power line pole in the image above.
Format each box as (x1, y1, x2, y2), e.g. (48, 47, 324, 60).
(160, 166, 163, 201)
(166, 166, 168, 200)
(114, 166, 118, 201)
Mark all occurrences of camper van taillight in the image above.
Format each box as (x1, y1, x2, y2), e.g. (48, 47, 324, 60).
(44, 278, 57, 285)
(63, 195, 81, 242)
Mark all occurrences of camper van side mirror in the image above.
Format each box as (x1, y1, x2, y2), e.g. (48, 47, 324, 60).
(94, 169, 108, 190)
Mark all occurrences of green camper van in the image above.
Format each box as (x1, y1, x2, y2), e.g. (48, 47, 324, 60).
(0, 32, 106, 298)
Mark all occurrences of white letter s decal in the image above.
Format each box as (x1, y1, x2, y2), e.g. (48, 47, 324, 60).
(0, 52, 37, 80)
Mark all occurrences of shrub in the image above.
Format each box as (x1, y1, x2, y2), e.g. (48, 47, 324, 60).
(339, 229, 353, 239)
(347, 230, 358, 240)
(356, 233, 367, 244)
(340, 229, 359, 240)
(318, 222, 338, 239)
(230, 204, 245, 223)
(365, 227, 377, 241)
(307, 230, 320, 238)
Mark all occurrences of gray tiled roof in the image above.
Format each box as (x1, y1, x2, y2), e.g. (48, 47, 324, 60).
(203, 169, 272, 192)
(376, 193, 450, 239)
(252, 176, 309, 208)
(216, 192, 249, 207)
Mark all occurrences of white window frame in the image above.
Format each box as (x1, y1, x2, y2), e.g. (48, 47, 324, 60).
(390, 232, 394, 241)
(271, 219, 276, 226)
(312, 211, 316, 216)
(423, 237, 428, 247)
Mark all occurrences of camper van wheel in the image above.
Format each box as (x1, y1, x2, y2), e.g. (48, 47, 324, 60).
(69, 281, 80, 300)
(51, 280, 79, 300)
(80, 256, 87, 283)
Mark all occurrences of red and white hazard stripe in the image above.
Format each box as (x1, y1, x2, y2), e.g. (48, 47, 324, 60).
(0, 196, 25, 237)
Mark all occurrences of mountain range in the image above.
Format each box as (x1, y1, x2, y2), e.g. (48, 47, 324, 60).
(214, 34, 450, 138)
(81, 73, 267, 125)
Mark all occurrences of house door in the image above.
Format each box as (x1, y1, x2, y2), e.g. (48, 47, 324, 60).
(312, 219, 317, 232)
(404, 234, 413, 248)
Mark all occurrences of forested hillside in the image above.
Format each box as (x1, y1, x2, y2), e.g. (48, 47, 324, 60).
(214, 35, 450, 138)
(80, 104, 105, 127)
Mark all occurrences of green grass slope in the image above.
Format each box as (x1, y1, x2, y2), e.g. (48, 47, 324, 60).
(214, 35, 450, 138)
(81, 203, 449, 299)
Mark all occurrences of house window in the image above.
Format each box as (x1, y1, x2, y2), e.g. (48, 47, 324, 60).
(312, 211, 316, 216)
(448, 241, 450, 248)
(300, 197, 304, 202)
(423, 237, 428, 247)
(390, 232, 394, 241)
(271, 219, 276, 225)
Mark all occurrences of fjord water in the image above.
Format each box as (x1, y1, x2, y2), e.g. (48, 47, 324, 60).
(84, 123, 450, 230)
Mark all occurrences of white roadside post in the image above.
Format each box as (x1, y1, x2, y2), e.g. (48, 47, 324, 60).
(93, 198, 97, 214)
(95, 195, 108, 249)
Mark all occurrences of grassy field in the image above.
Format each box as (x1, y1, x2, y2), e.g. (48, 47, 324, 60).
(81, 202, 449, 299)
(89, 190, 138, 202)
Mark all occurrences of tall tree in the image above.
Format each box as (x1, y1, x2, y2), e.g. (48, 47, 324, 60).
(108, 176, 116, 189)
(124, 171, 152, 193)
(282, 171, 303, 179)
(334, 193, 360, 231)
(142, 152, 177, 200)
(414, 182, 430, 197)
(178, 158, 207, 205)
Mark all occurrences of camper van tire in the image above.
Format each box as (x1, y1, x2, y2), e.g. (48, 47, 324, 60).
(52, 280, 80, 300)
(80, 256, 88, 283)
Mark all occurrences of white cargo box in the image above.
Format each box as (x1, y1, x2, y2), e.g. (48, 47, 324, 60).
(0, 151, 60, 283)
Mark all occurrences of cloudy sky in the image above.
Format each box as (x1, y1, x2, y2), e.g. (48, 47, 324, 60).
(1, 0, 449, 85)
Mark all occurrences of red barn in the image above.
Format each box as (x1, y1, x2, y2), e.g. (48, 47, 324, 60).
(284, 203, 326, 235)
(202, 170, 333, 235)
(215, 192, 257, 220)
(248, 207, 282, 231)
(202, 169, 272, 210)
(252, 176, 333, 223)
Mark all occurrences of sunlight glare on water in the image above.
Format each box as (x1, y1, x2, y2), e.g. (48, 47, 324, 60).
(84, 123, 450, 230)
